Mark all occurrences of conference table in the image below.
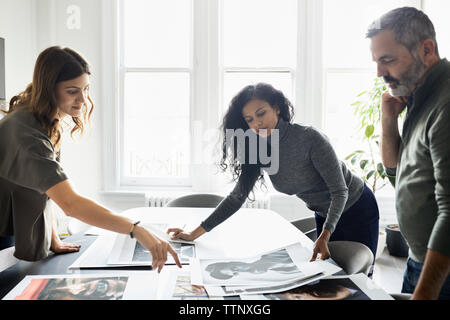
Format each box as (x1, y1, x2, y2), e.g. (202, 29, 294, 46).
(0, 207, 346, 300)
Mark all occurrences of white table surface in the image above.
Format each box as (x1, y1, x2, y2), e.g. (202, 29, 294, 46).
(88, 206, 314, 259)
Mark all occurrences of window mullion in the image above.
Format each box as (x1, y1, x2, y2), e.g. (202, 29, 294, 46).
(298, 0, 324, 130)
(101, 0, 121, 191)
(191, 0, 221, 192)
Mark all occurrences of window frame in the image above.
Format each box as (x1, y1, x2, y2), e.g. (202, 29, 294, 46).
(320, 0, 422, 197)
(101, 0, 324, 192)
(103, 0, 422, 192)
(119, 0, 194, 188)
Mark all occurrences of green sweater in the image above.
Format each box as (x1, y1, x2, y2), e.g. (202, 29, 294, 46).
(386, 58, 450, 263)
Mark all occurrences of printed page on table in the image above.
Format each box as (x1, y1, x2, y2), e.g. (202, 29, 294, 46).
(107, 223, 196, 266)
(190, 243, 339, 289)
(194, 209, 311, 260)
(68, 234, 132, 269)
(157, 267, 225, 300)
(2, 272, 158, 300)
(239, 274, 395, 300)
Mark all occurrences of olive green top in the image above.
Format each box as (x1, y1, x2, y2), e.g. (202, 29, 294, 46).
(0, 108, 67, 261)
(386, 58, 450, 263)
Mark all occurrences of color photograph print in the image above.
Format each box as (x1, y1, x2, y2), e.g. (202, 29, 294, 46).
(172, 275, 209, 300)
(13, 276, 128, 300)
(263, 277, 370, 300)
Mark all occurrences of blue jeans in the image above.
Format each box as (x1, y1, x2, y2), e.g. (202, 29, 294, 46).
(402, 258, 450, 300)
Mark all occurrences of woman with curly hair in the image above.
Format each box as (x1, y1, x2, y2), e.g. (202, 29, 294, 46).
(0, 46, 181, 272)
(169, 83, 379, 267)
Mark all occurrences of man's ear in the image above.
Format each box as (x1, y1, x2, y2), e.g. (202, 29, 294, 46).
(421, 39, 438, 65)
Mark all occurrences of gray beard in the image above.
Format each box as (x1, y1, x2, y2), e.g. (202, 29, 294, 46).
(388, 54, 427, 97)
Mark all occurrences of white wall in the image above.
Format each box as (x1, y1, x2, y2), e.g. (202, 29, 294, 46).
(0, 0, 36, 100)
(41, 0, 103, 200)
(0, 0, 105, 232)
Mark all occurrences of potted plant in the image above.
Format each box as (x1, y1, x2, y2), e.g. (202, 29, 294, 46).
(344, 77, 397, 194)
(346, 77, 407, 258)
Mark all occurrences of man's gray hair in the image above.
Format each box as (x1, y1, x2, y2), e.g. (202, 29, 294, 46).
(366, 7, 440, 57)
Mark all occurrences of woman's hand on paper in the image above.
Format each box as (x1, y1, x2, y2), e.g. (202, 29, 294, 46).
(134, 225, 182, 272)
(310, 229, 331, 262)
(167, 228, 196, 241)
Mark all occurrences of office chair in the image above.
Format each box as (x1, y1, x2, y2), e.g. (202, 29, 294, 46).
(328, 241, 374, 275)
(389, 293, 412, 300)
(165, 193, 224, 208)
(67, 218, 90, 235)
(291, 215, 317, 241)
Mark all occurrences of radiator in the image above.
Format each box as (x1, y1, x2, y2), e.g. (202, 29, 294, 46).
(145, 195, 270, 209)
(146, 196, 173, 207)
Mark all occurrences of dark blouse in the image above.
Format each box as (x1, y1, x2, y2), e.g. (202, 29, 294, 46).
(0, 108, 67, 261)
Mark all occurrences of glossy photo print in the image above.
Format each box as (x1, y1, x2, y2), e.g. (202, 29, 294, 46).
(3, 273, 159, 300)
(198, 247, 311, 286)
(263, 277, 370, 300)
(13, 276, 128, 300)
(133, 241, 195, 264)
(107, 223, 194, 266)
(172, 275, 209, 300)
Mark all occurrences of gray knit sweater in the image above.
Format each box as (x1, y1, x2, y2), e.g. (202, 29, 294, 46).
(201, 119, 365, 234)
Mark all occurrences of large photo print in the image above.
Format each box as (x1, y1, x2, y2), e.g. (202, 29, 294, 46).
(198, 244, 318, 286)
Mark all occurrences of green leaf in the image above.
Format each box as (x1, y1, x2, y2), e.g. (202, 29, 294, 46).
(360, 159, 369, 170)
(365, 125, 375, 138)
(388, 175, 396, 188)
(344, 152, 357, 161)
(377, 163, 385, 175)
(356, 91, 368, 97)
(366, 170, 375, 180)
(351, 154, 359, 166)
(345, 150, 365, 160)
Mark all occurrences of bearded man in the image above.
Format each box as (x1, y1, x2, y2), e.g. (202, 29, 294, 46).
(367, 7, 450, 300)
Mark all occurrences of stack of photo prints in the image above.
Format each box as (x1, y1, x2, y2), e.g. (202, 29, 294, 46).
(3, 223, 393, 300)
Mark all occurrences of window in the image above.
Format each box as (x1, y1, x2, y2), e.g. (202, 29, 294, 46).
(120, 0, 192, 187)
(113, 0, 305, 191)
(322, 0, 414, 160)
(222, 0, 297, 107)
(321, 0, 421, 196)
(105, 0, 429, 192)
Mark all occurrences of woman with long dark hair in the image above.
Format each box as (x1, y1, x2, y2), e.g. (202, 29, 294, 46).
(0, 46, 181, 271)
(169, 83, 379, 265)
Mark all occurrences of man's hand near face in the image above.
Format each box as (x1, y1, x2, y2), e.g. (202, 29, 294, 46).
(380, 91, 407, 169)
(381, 91, 408, 118)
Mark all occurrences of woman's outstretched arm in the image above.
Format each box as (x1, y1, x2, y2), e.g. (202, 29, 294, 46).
(46, 180, 181, 272)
